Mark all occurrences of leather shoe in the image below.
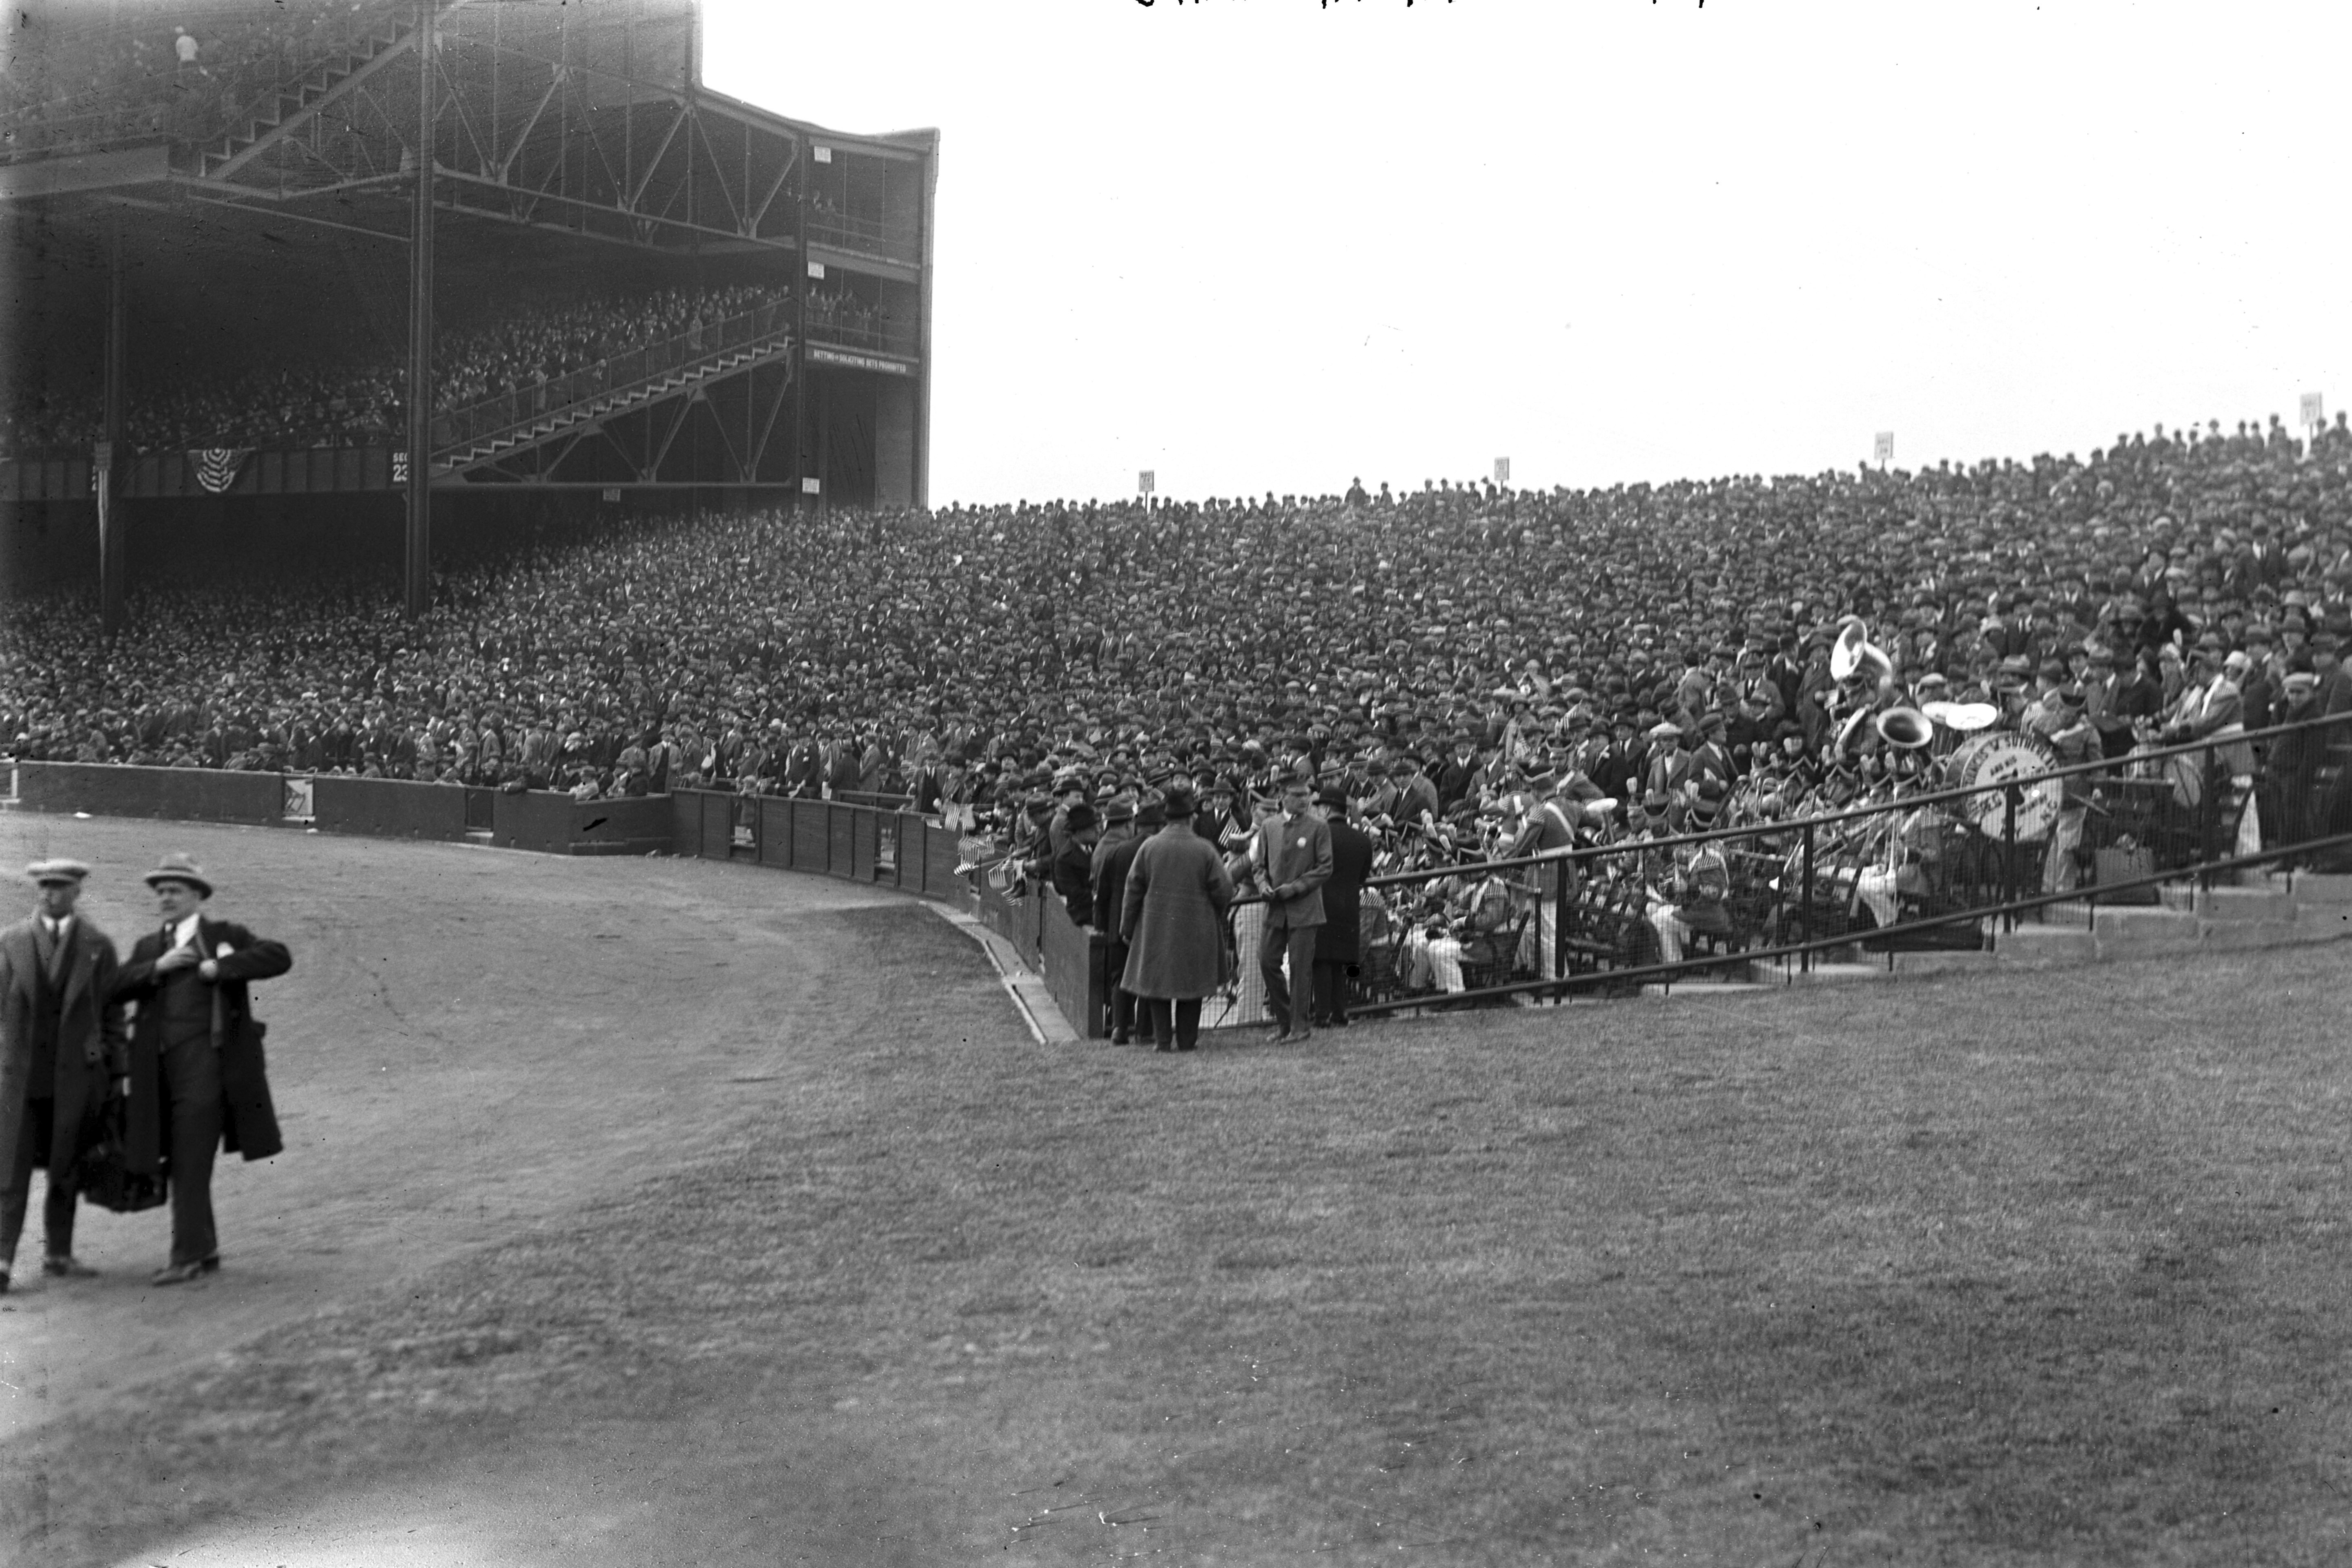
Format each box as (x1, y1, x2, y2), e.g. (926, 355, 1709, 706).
(150, 1260, 207, 1286)
(0, 1269, 10, 1296)
(1275, 1031, 1313, 1045)
(200, 1254, 222, 1274)
(42, 1256, 98, 1278)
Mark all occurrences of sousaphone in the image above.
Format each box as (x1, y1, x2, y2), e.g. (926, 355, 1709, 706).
(1829, 619, 1894, 688)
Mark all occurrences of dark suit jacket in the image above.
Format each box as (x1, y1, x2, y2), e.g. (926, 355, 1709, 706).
(115, 916, 293, 1172)
(1256, 808, 1334, 929)
(1093, 829, 1146, 949)
(0, 917, 128, 1179)
(1314, 818, 1376, 965)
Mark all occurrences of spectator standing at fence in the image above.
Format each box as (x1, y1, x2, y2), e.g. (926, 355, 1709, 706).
(1120, 781, 1233, 1053)
(1255, 771, 1334, 1045)
(1091, 795, 1150, 1043)
(1051, 804, 1101, 927)
(1312, 786, 1374, 1030)
(0, 860, 129, 1293)
(114, 854, 292, 1286)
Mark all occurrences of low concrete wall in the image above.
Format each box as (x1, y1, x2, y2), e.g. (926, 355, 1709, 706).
(13, 761, 287, 824)
(312, 775, 471, 840)
(670, 789, 974, 902)
(492, 790, 672, 856)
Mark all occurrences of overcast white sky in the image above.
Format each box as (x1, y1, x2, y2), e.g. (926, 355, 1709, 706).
(702, 0, 2348, 507)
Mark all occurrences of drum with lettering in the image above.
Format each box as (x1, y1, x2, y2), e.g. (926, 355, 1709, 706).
(1950, 731, 2062, 840)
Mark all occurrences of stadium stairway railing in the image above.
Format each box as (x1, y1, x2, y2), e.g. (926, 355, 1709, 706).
(0, 2, 408, 170)
(198, 5, 418, 180)
(431, 301, 797, 474)
(1249, 708, 2352, 1019)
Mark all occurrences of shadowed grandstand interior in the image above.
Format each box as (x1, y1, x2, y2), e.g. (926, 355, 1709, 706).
(3, 0, 934, 591)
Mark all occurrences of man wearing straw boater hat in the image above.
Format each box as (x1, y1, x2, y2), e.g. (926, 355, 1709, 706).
(0, 859, 129, 1294)
(114, 853, 292, 1287)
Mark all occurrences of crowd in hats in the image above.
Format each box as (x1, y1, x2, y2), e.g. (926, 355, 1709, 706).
(0, 0, 379, 169)
(7, 412, 2352, 880)
(3, 285, 789, 461)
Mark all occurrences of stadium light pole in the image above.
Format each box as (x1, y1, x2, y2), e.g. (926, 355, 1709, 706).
(404, 0, 436, 620)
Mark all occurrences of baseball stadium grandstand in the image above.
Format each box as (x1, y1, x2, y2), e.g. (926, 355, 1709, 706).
(2, 0, 935, 618)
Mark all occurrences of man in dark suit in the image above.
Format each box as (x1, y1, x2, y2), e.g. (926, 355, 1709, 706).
(1093, 793, 1160, 1044)
(1, 859, 129, 1292)
(1311, 788, 1376, 1029)
(1256, 771, 1333, 1045)
(114, 853, 292, 1287)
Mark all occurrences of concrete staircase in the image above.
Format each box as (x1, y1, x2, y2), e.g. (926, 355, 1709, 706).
(1730, 871, 2352, 991)
(437, 336, 793, 474)
(1998, 871, 2352, 965)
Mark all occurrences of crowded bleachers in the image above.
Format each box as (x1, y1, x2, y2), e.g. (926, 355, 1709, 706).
(9, 405, 2352, 1004)
(7, 412, 2350, 815)
(0, 284, 791, 459)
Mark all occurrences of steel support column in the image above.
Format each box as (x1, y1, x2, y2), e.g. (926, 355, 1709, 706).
(791, 148, 808, 509)
(99, 214, 126, 637)
(405, 0, 436, 619)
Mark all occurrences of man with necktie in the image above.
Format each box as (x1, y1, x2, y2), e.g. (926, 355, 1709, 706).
(0, 859, 129, 1292)
(114, 853, 291, 1287)
(1256, 771, 1334, 1046)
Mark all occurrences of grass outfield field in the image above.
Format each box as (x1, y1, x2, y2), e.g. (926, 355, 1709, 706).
(4, 817, 2350, 1566)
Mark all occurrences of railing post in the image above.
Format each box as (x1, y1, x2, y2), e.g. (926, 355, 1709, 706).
(1551, 856, 1568, 1005)
(2200, 739, 2221, 889)
(2001, 782, 2020, 931)
(1800, 820, 1814, 977)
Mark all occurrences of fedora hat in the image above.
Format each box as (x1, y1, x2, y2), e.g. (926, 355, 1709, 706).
(142, 852, 213, 898)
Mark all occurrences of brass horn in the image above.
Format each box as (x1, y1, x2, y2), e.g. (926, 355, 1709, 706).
(1835, 705, 1875, 755)
(1876, 707, 1934, 750)
(1829, 620, 1894, 687)
(1828, 620, 1869, 681)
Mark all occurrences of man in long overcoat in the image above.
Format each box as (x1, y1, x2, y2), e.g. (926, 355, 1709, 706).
(0, 860, 129, 1292)
(1120, 782, 1234, 1052)
(114, 852, 292, 1286)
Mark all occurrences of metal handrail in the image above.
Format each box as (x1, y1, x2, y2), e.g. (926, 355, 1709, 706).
(430, 298, 794, 457)
(803, 310, 917, 358)
(204, 5, 412, 167)
(0, 3, 403, 166)
(1339, 827, 2352, 1016)
(1212, 707, 2352, 1016)
(806, 209, 917, 262)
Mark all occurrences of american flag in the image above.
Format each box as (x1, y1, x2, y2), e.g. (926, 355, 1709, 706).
(191, 449, 249, 494)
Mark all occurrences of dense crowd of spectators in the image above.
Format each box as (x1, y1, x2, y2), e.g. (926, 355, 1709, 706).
(0, 1, 395, 162)
(6, 416, 2352, 881)
(0, 285, 791, 459)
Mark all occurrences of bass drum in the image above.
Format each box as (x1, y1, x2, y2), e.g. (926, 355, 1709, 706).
(1950, 731, 2063, 840)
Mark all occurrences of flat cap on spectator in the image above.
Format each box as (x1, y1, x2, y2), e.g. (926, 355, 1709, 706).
(26, 858, 91, 886)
